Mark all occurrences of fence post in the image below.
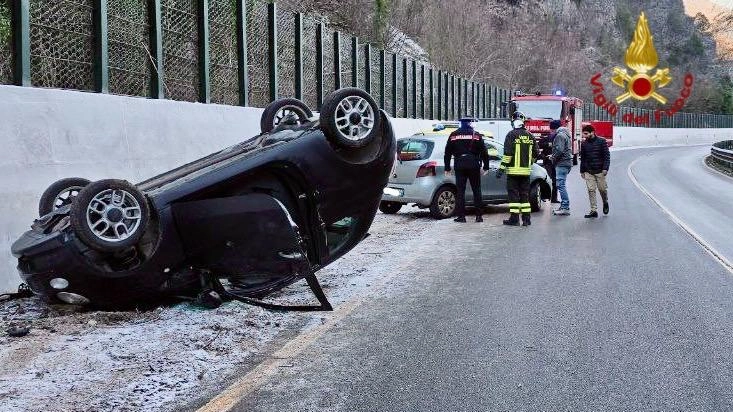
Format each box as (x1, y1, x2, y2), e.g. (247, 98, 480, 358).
(464, 80, 468, 117)
(437, 70, 442, 120)
(402, 58, 408, 118)
(12, 0, 30, 86)
(457, 78, 462, 118)
(93, 0, 109, 93)
(149, 0, 164, 99)
(445, 73, 449, 120)
(268, 3, 278, 102)
(333, 31, 341, 90)
(391, 53, 397, 117)
(198, 0, 210, 103)
(429, 67, 434, 120)
(294, 13, 303, 100)
(379, 49, 385, 109)
(364, 44, 371, 93)
(411, 60, 417, 118)
(316, 23, 324, 110)
(493, 87, 498, 117)
(420, 64, 425, 119)
(351, 36, 358, 87)
(451, 75, 455, 119)
(235, 0, 248, 106)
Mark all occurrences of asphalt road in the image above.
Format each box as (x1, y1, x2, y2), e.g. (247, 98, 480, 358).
(206, 146, 733, 411)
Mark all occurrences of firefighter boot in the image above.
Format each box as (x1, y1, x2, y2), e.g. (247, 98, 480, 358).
(503, 213, 520, 226)
(521, 213, 531, 226)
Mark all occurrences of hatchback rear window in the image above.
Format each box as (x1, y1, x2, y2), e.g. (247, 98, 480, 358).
(397, 139, 435, 161)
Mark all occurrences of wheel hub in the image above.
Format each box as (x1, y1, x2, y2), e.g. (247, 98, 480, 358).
(349, 112, 362, 125)
(106, 207, 124, 223)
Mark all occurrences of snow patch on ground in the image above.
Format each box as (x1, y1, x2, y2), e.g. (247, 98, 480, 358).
(0, 210, 443, 412)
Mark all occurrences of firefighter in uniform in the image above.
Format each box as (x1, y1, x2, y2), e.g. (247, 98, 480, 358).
(444, 118, 491, 222)
(496, 111, 539, 226)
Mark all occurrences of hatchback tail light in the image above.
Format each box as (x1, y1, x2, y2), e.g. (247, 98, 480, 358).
(416, 161, 437, 178)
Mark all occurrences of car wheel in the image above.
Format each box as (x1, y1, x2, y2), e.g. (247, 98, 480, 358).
(320, 87, 381, 149)
(430, 186, 456, 219)
(70, 179, 150, 252)
(530, 181, 542, 212)
(260, 98, 313, 133)
(38, 177, 91, 216)
(379, 201, 402, 214)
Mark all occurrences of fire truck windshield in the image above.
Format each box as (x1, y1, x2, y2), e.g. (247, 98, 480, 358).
(514, 101, 562, 120)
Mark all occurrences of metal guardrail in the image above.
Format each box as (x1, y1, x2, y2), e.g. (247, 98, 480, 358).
(711, 140, 733, 172)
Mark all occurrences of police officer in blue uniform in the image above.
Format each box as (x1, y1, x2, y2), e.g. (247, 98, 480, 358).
(444, 118, 491, 222)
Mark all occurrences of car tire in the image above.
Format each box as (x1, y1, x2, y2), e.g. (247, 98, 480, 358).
(379, 201, 402, 214)
(430, 186, 456, 219)
(260, 98, 313, 133)
(38, 177, 91, 216)
(70, 179, 150, 253)
(530, 181, 542, 212)
(320, 88, 381, 149)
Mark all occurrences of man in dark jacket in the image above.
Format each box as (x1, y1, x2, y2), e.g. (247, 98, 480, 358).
(444, 118, 491, 222)
(538, 130, 559, 203)
(579, 124, 610, 218)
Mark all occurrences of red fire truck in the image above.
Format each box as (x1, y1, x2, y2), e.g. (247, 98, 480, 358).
(509, 92, 613, 164)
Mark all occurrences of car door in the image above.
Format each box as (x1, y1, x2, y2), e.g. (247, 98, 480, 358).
(482, 141, 506, 199)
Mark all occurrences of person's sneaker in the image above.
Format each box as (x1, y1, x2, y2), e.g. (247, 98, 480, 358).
(551, 199, 561, 204)
(454, 216, 466, 223)
(503, 219, 520, 226)
(553, 208, 570, 216)
(584, 211, 598, 218)
(603, 202, 609, 215)
(522, 220, 531, 226)
(475, 215, 484, 222)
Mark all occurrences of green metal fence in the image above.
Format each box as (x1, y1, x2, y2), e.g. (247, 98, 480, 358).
(3, 0, 733, 128)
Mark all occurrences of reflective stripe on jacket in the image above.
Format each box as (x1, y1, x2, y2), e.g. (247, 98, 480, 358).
(500, 128, 538, 176)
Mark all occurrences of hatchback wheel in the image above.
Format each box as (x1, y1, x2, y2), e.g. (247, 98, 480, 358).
(39, 177, 91, 216)
(379, 201, 402, 214)
(430, 186, 456, 219)
(529, 181, 542, 212)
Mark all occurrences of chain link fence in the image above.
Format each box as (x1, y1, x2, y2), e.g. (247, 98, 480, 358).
(209, 0, 237, 105)
(108, 0, 151, 97)
(30, 0, 95, 90)
(300, 14, 318, 109)
(6, 1, 733, 128)
(0, 0, 12, 85)
(162, 0, 199, 102)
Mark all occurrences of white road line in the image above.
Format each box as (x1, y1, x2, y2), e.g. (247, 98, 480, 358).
(627, 157, 733, 275)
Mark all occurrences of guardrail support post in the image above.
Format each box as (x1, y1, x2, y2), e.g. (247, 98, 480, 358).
(315, 22, 323, 110)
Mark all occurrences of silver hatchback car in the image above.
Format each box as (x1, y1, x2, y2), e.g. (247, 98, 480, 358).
(380, 124, 553, 218)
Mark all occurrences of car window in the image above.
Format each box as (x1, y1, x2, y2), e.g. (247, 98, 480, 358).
(486, 142, 502, 161)
(397, 139, 434, 161)
(326, 216, 358, 253)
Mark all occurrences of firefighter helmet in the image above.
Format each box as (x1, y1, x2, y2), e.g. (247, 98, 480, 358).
(511, 111, 526, 129)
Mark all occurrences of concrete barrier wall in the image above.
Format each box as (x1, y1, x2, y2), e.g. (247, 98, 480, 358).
(0, 85, 728, 292)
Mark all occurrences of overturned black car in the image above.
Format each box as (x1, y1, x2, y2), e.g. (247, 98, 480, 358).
(11, 88, 395, 310)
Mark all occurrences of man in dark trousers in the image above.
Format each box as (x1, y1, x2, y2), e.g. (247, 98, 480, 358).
(444, 118, 491, 223)
(579, 124, 610, 218)
(496, 111, 539, 226)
